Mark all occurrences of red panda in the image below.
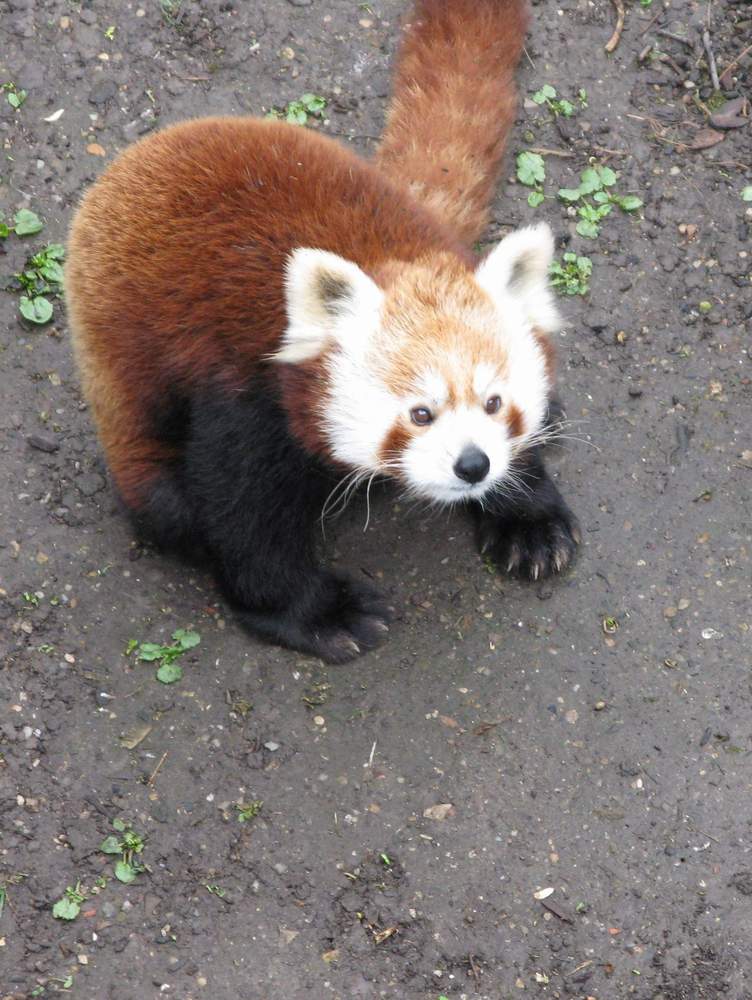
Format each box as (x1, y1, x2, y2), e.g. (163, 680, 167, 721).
(65, 0, 580, 663)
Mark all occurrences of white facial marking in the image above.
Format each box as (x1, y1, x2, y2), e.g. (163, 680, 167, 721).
(400, 404, 512, 504)
(413, 370, 449, 409)
(473, 362, 499, 400)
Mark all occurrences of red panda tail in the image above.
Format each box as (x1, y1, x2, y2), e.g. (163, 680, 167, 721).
(375, 0, 529, 246)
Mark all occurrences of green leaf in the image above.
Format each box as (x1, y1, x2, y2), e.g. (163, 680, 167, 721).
(173, 628, 200, 649)
(532, 84, 556, 104)
(114, 860, 138, 883)
(285, 103, 308, 125)
(578, 168, 603, 194)
(45, 243, 66, 259)
(39, 260, 64, 283)
(527, 190, 545, 208)
(52, 897, 81, 921)
(557, 187, 583, 203)
(516, 151, 545, 187)
(112, 817, 127, 832)
(558, 99, 574, 117)
(576, 219, 600, 239)
(592, 190, 611, 204)
(596, 165, 618, 187)
(742, 186, 752, 202)
(13, 208, 43, 236)
(576, 256, 593, 276)
(301, 93, 326, 113)
(618, 195, 643, 212)
(156, 661, 183, 684)
(19, 296, 53, 324)
(100, 835, 122, 854)
(0, 222, 10, 238)
(137, 643, 166, 661)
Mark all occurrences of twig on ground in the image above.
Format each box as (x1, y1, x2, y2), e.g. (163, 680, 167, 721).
(702, 29, 720, 91)
(720, 42, 752, 83)
(605, 0, 626, 53)
(639, 0, 670, 36)
(147, 751, 168, 786)
(529, 146, 575, 158)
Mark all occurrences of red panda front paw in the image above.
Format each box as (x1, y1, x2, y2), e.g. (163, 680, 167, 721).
(301, 577, 392, 663)
(479, 507, 581, 581)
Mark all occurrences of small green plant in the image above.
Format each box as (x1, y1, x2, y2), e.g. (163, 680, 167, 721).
(516, 150, 546, 207)
(380, 853, 392, 867)
(104, 25, 116, 40)
(267, 93, 327, 126)
(742, 186, 752, 202)
(52, 881, 87, 921)
(558, 165, 642, 238)
(640, 0, 653, 7)
(100, 817, 146, 883)
(160, 0, 183, 23)
(550, 253, 592, 296)
(236, 800, 263, 823)
(205, 883, 227, 898)
(2, 82, 27, 109)
(11, 242, 64, 325)
(532, 84, 573, 118)
(22, 591, 40, 607)
(129, 627, 200, 684)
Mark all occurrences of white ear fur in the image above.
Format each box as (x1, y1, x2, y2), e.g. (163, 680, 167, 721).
(475, 223, 560, 333)
(273, 248, 383, 364)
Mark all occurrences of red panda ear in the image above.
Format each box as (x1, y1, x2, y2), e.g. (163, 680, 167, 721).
(273, 248, 383, 364)
(475, 223, 560, 334)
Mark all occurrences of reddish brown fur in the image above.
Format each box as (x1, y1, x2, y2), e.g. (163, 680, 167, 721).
(506, 403, 525, 438)
(374, 253, 509, 400)
(533, 329, 557, 383)
(379, 423, 412, 466)
(376, 0, 529, 246)
(66, 118, 471, 507)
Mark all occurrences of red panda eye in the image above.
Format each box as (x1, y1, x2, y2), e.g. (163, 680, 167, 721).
(410, 406, 433, 427)
(485, 395, 502, 415)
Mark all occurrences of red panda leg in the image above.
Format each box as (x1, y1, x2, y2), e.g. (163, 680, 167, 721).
(474, 446, 580, 580)
(183, 386, 390, 663)
(107, 442, 196, 552)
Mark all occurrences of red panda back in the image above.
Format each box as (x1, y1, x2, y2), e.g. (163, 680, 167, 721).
(65, 117, 465, 506)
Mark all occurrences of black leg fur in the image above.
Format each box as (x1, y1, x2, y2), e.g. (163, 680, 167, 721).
(179, 381, 389, 663)
(474, 445, 580, 580)
(130, 473, 197, 552)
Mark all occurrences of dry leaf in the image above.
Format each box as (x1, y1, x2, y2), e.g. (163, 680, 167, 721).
(439, 715, 459, 729)
(687, 129, 725, 151)
(423, 803, 454, 821)
(321, 949, 340, 963)
(373, 926, 398, 944)
(533, 887, 554, 900)
(87, 143, 106, 157)
(120, 724, 152, 749)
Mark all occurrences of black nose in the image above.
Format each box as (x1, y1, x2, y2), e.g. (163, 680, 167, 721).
(453, 445, 490, 485)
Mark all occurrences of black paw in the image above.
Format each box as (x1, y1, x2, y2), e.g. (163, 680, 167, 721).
(235, 575, 392, 664)
(478, 506, 581, 581)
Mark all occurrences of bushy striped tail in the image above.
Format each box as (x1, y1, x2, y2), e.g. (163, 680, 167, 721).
(375, 0, 529, 246)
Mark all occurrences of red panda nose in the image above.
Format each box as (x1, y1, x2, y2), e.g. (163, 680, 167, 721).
(453, 446, 490, 485)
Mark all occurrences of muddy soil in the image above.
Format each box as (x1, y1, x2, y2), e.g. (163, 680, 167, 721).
(1, 1, 751, 998)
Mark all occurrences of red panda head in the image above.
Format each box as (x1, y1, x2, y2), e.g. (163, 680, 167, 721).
(274, 223, 559, 505)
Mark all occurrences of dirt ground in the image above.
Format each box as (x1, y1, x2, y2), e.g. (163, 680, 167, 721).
(1, 0, 751, 997)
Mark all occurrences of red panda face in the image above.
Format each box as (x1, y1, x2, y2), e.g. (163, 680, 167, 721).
(274, 224, 559, 505)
